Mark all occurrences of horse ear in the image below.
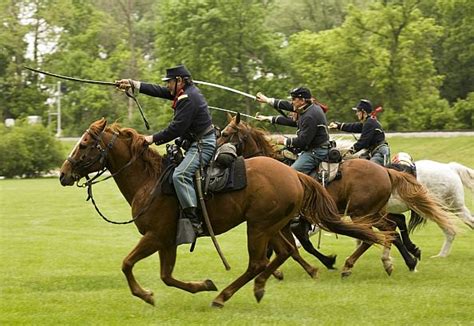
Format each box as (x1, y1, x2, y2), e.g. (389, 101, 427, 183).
(98, 117, 107, 131)
(236, 112, 241, 125)
(227, 113, 233, 122)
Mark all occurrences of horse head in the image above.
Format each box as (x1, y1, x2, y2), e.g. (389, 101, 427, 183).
(217, 112, 247, 154)
(59, 118, 111, 186)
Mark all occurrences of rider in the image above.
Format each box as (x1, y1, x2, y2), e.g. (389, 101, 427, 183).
(328, 99, 390, 166)
(116, 65, 216, 237)
(255, 87, 330, 174)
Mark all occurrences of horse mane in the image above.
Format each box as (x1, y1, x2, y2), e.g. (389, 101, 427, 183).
(101, 121, 163, 179)
(246, 126, 279, 158)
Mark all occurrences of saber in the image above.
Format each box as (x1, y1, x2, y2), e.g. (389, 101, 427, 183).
(196, 80, 288, 118)
(194, 80, 256, 100)
(24, 66, 150, 130)
(24, 66, 117, 86)
(208, 106, 258, 120)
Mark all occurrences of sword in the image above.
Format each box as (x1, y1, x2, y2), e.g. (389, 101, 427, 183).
(24, 66, 117, 86)
(24, 66, 150, 130)
(194, 80, 256, 100)
(195, 80, 288, 118)
(208, 106, 258, 120)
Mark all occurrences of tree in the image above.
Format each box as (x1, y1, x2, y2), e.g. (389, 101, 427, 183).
(153, 0, 287, 128)
(0, 122, 63, 177)
(282, 1, 449, 130)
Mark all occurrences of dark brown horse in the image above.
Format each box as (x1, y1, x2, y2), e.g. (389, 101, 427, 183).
(218, 114, 456, 277)
(59, 118, 387, 308)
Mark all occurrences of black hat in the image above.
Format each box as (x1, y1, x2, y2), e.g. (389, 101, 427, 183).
(352, 99, 372, 113)
(162, 65, 191, 81)
(290, 87, 312, 99)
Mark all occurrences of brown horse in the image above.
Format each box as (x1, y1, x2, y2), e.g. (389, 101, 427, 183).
(59, 118, 387, 308)
(218, 114, 456, 277)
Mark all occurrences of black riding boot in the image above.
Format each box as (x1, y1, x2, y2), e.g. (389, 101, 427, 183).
(183, 207, 204, 236)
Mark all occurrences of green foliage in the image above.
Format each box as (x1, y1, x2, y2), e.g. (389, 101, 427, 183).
(448, 92, 474, 129)
(1, 0, 472, 132)
(0, 122, 63, 178)
(153, 0, 288, 127)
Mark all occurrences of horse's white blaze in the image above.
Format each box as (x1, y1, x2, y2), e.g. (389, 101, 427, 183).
(68, 133, 87, 158)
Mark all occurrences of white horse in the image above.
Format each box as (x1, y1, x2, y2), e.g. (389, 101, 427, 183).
(336, 138, 474, 257)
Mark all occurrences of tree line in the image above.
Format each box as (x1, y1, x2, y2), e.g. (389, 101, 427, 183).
(1, 0, 472, 136)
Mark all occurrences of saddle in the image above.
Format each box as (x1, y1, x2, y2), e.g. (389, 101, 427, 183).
(159, 143, 247, 197)
(311, 147, 343, 186)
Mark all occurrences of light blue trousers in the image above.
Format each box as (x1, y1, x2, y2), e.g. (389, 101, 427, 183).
(172, 133, 216, 209)
(371, 144, 390, 166)
(291, 147, 330, 174)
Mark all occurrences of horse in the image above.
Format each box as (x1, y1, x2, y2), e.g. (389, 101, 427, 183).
(59, 118, 388, 308)
(218, 114, 456, 277)
(337, 138, 473, 257)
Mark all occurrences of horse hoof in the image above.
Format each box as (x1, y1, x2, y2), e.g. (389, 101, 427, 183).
(142, 291, 155, 306)
(385, 266, 393, 276)
(205, 279, 218, 291)
(309, 268, 319, 279)
(413, 249, 422, 261)
(325, 255, 337, 270)
(254, 289, 265, 303)
(211, 299, 224, 308)
(272, 270, 284, 281)
(341, 271, 352, 278)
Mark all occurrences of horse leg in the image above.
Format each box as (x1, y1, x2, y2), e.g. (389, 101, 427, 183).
(385, 214, 418, 272)
(432, 226, 456, 258)
(159, 247, 218, 293)
(393, 212, 421, 260)
(122, 232, 160, 305)
(267, 244, 284, 280)
(254, 231, 298, 303)
(283, 226, 319, 278)
(459, 205, 474, 229)
(291, 219, 337, 270)
(341, 241, 372, 278)
(211, 231, 269, 308)
(392, 233, 418, 271)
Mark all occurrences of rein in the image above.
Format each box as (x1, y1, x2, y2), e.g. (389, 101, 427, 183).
(72, 127, 151, 224)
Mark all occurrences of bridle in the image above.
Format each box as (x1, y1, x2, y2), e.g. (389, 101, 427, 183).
(69, 125, 150, 224)
(223, 124, 262, 158)
(68, 128, 118, 184)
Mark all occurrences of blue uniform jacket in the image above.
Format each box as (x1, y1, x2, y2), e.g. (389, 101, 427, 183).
(270, 100, 329, 150)
(340, 117, 386, 152)
(139, 83, 212, 145)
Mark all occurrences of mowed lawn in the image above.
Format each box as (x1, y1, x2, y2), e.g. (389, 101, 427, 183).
(0, 136, 473, 325)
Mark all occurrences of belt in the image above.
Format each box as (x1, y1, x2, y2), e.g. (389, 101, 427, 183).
(318, 141, 331, 149)
(307, 141, 330, 151)
(198, 124, 215, 138)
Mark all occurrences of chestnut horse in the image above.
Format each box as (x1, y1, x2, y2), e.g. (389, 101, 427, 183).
(59, 118, 386, 308)
(218, 114, 456, 277)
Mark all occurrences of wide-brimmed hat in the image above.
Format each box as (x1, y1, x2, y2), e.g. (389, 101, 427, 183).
(352, 99, 372, 113)
(162, 65, 191, 81)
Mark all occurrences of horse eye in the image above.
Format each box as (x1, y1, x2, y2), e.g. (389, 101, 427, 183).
(221, 132, 229, 138)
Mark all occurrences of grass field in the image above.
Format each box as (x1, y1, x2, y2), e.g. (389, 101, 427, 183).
(0, 136, 473, 325)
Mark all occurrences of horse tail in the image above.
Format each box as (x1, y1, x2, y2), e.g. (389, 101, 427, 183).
(297, 173, 386, 245)
(386, 169, 457, 235)
(448, 162, 474, 191)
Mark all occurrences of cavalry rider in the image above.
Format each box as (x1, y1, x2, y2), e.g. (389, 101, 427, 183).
(328, 99, 390, 166)
(116, 65, 216, 237)
(255, 87, 330, 174)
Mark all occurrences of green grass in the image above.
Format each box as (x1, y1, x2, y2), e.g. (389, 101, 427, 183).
(1, 136, 473, 325)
